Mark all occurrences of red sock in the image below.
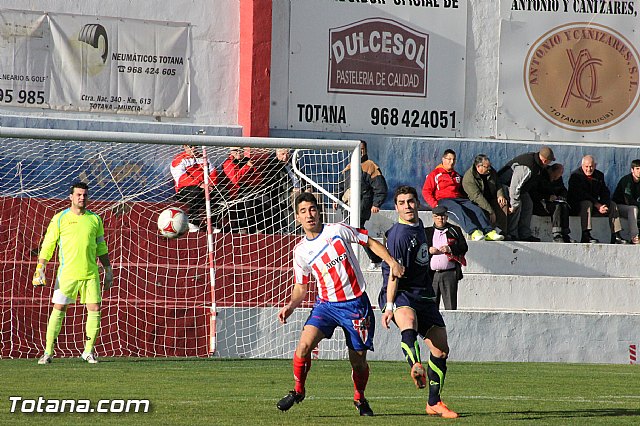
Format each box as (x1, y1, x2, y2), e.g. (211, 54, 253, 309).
(352, 365, 370, 401)
(293, 353, 311, 394)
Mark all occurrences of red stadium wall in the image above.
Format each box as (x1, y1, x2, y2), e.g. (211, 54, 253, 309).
(238, 0, 272, 137)
(0, 196, 303, 358)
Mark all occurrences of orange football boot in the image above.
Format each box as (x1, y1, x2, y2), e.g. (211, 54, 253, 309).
(426, 401, 458, 419)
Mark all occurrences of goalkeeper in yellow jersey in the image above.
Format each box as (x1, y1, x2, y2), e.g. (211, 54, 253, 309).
(33, 182, 113, 364)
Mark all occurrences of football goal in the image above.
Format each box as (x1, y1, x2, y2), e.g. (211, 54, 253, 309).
(0, 126, 361, 359)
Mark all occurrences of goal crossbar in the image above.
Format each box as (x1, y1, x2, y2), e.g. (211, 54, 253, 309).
(0, 126, 362, 228)
(0, 126, 361, 150)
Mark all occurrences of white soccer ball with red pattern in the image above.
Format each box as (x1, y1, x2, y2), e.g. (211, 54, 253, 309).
(157, 207, 189, 238)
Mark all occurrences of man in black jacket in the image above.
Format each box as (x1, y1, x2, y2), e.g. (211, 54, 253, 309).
(340, 141, 388, 269)
(259, 148, 301, 233)
(531, 163, 575, 243)
(612, 159, 640, 244)
(567, 155, 628, 244)
(497, 146, 555, 241)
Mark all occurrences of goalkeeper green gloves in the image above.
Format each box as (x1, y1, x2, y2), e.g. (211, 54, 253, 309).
(103, 265, 113, 290)
(32, 263, 46, 287)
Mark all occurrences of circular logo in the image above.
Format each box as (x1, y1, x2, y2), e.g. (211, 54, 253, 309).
(524, 23, 640, 132)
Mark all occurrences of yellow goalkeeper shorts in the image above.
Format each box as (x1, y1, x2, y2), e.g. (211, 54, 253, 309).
(52, 277, 102, 305)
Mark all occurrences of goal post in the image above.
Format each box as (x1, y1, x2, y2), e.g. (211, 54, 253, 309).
(0, 126, 361, 359)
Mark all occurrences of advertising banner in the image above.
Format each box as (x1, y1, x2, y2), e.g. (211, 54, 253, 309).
(288, 0, 467, 136)
(498, 1, 640, 143)
(0, 11, 50, 110)
(0, 9, 190, 117)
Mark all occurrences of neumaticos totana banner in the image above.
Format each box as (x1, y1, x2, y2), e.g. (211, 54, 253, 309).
(0, 9, 190, 117)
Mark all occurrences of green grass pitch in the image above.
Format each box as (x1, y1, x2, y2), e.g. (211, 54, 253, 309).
(1, 358, 639, 425)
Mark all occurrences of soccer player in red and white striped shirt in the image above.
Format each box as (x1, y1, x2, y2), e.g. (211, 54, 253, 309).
(276, 192, 404, 416)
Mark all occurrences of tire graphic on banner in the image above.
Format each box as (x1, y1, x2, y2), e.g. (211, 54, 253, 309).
(78, 24, 109, 63)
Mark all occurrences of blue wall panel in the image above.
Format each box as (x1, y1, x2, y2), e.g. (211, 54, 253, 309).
(271, 129, 640, 209)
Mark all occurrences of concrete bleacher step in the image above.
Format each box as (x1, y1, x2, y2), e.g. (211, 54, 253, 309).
(360, 239, 640, 279)
(251, 306, 639, 363)
(408, 309, 639, 364)
(358, 237, 640, 314)
(455, 275, 639, 313)
(363, 271, 640, 314)
(464, 240, 639, 278)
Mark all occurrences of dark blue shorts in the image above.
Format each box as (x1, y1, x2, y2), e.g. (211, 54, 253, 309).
(305, 293, 375, 352)
(378, 290, 445, 337)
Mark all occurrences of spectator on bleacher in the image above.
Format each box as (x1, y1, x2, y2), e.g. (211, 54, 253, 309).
(339, 141, 388, 270)
(567, 155, 628, 244)
(461, 154, 508, 235)
(425, 205, 468, 311)
(531, 163, 575, 243)
(497, 146, 555, 242)
(170, 144, 220, 232)
(222, 147, 258, 196)
(422, 149, 503, 241)
(259, 148, 301, 233)
(612, 159, 640, 244)
(222, 147, 263, 233)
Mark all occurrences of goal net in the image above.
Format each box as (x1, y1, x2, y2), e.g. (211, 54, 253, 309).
(0, 127, 361, 359)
